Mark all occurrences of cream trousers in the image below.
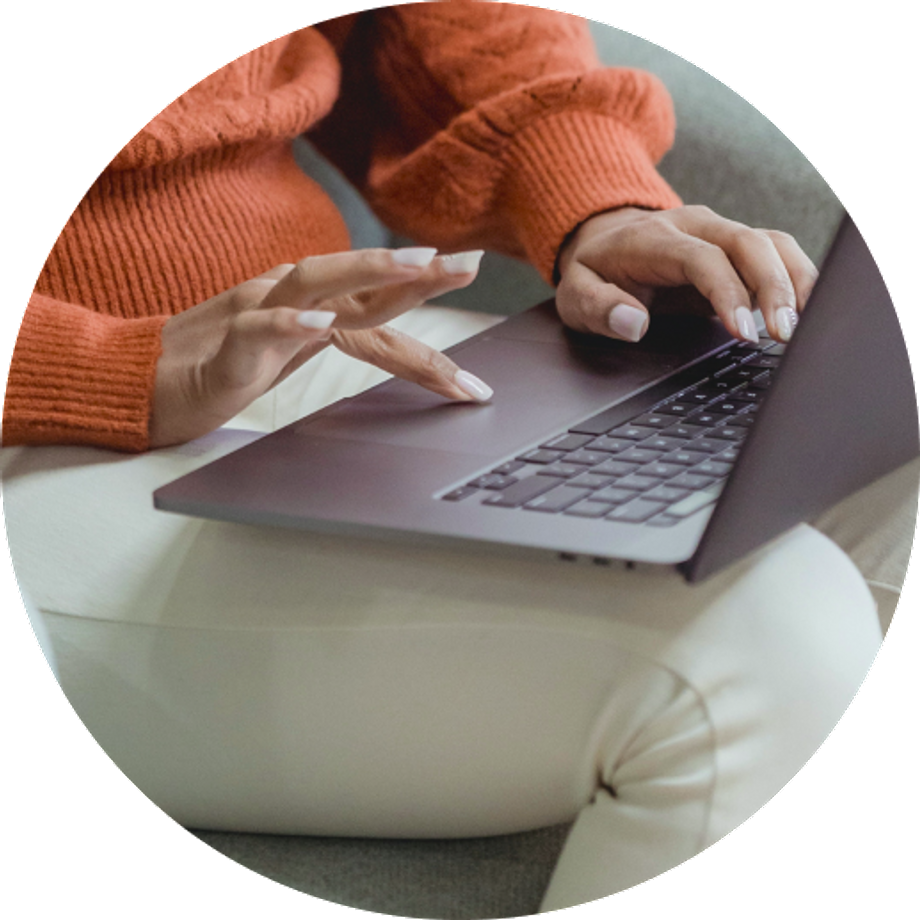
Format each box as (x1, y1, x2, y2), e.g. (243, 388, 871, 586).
(3, 307, 915, 911)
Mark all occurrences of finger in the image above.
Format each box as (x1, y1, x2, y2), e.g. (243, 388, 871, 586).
(329, 250, 485, 329)
(761, 228, 819, 311)
(223, 265, 295, 314)
(259, 247, 438, 312)
(556, 260, 651, 342)
(212, 307, 336, 391)
(332, 326, 494, 403)
(255, 263, 296, 282)
(659, 235, 760, 343)
(673, 210, 805, 343)
(751, 229, 816, 342)
(580, 218, 759, 344)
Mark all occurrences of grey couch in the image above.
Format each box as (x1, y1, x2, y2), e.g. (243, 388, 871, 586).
(194, 20, 844, 920)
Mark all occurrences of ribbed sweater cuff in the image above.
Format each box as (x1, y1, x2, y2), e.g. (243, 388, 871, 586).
(3, 296, 167, 452)
(504, 110, 683, 283)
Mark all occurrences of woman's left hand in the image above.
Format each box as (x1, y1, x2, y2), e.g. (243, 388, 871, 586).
(150, 248, 490, 448)
(555, 205, 819, 345)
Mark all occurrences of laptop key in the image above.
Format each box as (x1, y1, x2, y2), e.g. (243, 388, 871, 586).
(524, 487, 593, 513)
(731, 414, 757, 428)
(665, 423, 710, 439)
(662, 449, 710, 466)
(606, 499, 670, 523)
(683, 437, 725, 454)
(669, 471, 718, 490)
(693, 459, 733, 477)
(638, 461, 686, 479)
(631, 413, 674, 428)
(657, 401, 698, 417)
(667, 482, 726, 517)
(640, 435, 688, 453)
(482, 475, 559, 507)
(708, 400, 749, 415)
(606, 424, 659, 441)
(616, 447, 666, 464)
(645, 513, 684, 527)
(518, 448, 566, 464)
(591, 486, 642, 504)
(565, 449, 611, 466)
(442, 486, 479, 502)
(744, 354, 782, 369)
(708, 426, 747, 441)
(569, 407, 635, 436)
(691, 412, 731, 427)
(585, 436, 633, 453)
(491, 460, 525, 476)
(537, 461, 585, 478)
(541, 433, 595, 452)
(564, 499, 615, 519)
(685, 390, 718, 405)
(612, 474, 662, 492)
(468, 473, 519, 490)
(644, 484, 692, 503)
(591, 458, 642, 477)
(729, 388, 761, 403)
(567, 472, 615, 490)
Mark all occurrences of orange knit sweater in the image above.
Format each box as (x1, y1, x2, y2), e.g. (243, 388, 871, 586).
(3, 2, 681, 452)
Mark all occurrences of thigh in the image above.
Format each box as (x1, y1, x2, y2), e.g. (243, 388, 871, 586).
(2, 433, 881, 840)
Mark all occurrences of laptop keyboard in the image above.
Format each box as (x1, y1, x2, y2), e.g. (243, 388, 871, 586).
(440, 336, 785, 527)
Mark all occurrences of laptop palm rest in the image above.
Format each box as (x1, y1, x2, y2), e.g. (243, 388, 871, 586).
(154, 306, 732, 564)
(292, 313, 732, 459)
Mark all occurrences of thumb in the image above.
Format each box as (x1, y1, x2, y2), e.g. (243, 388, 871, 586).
(556, 260, 650, 343)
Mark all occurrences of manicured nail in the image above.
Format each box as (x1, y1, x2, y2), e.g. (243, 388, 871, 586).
(440, 250, 485, 275)
(734, 306, 759, 344)
(608, 303, 648, 342)
(775, 307, 798, 343)
(454, 369, 493, 402)
(296, 310, 336, 330)
(392, 247, 438, 268)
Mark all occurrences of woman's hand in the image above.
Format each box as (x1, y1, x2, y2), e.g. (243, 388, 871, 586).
(555, 205, 819, 345)
(150, 247, 490, 448)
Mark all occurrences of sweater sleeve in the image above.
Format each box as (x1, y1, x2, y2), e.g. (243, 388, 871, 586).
(2, 293, 167, 451)
(312, 1, 682, 282)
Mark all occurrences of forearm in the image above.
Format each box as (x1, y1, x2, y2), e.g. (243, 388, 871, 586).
(313, 2, 681, 280)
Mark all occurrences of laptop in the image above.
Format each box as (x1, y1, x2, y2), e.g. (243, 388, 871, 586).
(153, 214, 919, 581)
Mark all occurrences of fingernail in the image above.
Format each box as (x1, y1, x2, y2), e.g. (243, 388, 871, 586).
(440, 250, 485, 275)
(454, 369, 493, 402)
(608, 303, 648, 342)
(296, 310, 336, 330)
(392, 247, 438, 268)
(734, 306, 759, 344)
(775, 307, 798, 343)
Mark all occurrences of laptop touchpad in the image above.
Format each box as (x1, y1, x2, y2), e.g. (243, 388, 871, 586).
(291, 336, 690, 458)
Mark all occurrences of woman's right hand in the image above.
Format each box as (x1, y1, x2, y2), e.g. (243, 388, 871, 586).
(150, 247, 491, 448)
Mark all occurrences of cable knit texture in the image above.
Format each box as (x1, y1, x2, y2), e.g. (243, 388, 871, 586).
(4, 1, 680, 452)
